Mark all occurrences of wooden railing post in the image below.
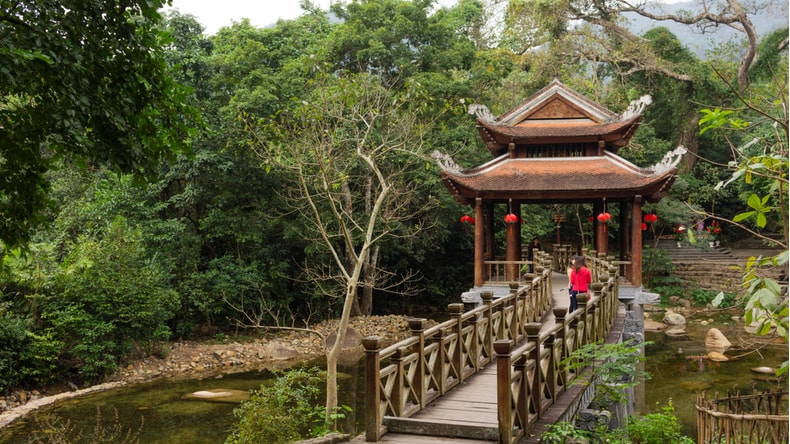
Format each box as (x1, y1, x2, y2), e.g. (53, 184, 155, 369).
(509, 282, 519, 340)
(577, 293, 590, 345)
(495, 340, 514, 444)
(553, 307, 568, 390)
(449, 303, 466, 383)
(590, 282, 604, 341)
(391, 346, 407, 416)
(409, 318, 427, 408)
(525, 323, 543, 417)
(363, 336, 383, 442)
(481, 290, 495, 358)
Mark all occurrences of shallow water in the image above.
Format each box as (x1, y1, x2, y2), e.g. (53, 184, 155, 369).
(639, 310, 787, 438)
(0, 361, 365, 444)
(0, 312, 785, 443)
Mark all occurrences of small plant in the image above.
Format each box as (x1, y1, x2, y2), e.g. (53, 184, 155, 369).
(213, 332, 228, 343)
(540, 421, 590, 443)
(225, 366, 348, 444)
(627, 401, 694, 443)
(561, 339, 651, 409)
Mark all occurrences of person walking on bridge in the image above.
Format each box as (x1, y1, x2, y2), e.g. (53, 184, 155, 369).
(569, 255, 591, 313)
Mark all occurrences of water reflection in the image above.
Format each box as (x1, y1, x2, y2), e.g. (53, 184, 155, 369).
(0, 359, 365, 444)
(639, 311, 787, 438)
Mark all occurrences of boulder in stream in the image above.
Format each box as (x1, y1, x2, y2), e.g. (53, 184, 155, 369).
(705, 328, 731, 354)
(183, 389, 250, 403)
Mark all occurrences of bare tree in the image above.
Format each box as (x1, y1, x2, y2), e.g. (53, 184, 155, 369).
(247, 72, 434, 426)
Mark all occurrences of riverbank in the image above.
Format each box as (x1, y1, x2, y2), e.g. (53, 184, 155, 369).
(0, 314, 423, 428)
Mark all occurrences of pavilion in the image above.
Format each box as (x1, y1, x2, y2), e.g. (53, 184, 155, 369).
(436, 79, 684, 290)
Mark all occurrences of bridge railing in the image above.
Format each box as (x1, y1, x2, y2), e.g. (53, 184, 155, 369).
(362, 257, 554, 442)
(495, 254, 620, 444)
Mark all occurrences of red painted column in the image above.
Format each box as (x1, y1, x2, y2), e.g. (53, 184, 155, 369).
(506, 202, 521, 280)
(474, 198, 485, 286)
(631, 196, 643, 286)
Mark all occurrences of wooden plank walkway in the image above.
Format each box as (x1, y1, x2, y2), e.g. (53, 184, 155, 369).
(352, 272, 573, 444)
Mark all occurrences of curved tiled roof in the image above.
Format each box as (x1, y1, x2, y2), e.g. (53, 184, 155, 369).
(476, 116, 642, 140)
(440, 152, 676, 205)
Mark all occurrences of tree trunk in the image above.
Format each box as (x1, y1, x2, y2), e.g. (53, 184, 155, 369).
(325, 274, 359, 430)
(359, 245, 378, 316)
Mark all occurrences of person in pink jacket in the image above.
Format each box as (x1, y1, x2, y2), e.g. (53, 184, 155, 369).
(569, 255, 591, 313)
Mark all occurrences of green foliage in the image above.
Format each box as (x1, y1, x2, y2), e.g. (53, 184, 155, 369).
(562, 339, 651, 409)
(540, 421, 591, 443)
(542, 402, 693, 443)
(641, 247, 673, 288)
(627, 401, 694, 444)
(43, 217, 178, 380)
(225, 367, 331, 444)
(0, 0, 198, 248)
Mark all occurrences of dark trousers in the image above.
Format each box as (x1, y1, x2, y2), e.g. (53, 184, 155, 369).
(569, 289, 579, 313)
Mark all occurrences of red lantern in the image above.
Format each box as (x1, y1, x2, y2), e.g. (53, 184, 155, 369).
(589, 216, 594, 223)
(641, 222, 647, 230)
(504, 213, 519, 224)
(460, 215, 473, 224)
(643, 213, 658, 223)
(597, 212, 611, 223)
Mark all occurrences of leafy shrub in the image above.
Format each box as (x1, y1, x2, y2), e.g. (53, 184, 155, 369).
(225, 366, 327, 444)
(45, 217, 179, 381)
(627, 401, 694, 444)
(540, 421, 591, 443)
(642, 247, 674, 288)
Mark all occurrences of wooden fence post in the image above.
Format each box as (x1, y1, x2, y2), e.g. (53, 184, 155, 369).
(409, 318, 427, 408)
(495, 340, 514, 444)
(363, 336, 382, 442)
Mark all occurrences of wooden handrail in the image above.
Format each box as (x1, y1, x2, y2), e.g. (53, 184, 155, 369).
(363, 253, 620, 443)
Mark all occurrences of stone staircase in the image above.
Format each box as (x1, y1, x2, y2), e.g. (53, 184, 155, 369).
(655, 239, 735, 261)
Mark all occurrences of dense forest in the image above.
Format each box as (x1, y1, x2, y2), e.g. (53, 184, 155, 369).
(0, 0, 786, 393)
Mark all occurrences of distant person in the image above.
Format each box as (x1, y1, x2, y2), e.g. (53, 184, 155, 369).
(526, 237, 542, 273)
(569, 255, 591, 313)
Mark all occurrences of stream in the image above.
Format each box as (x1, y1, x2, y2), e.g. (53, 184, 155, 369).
(639, 308, 787, 438)
(0, 309, 786, 443)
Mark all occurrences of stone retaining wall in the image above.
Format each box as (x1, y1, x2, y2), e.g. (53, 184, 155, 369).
(672, 260, 785, 295)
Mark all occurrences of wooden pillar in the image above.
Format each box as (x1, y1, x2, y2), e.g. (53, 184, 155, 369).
(485, 201, 495, 259)
(474, 198, 485, 286)
(595, 200, 608, 255)
(619, 201, 628, 264)
(631, 196, 643, 286)
(506, 202, 521, 280)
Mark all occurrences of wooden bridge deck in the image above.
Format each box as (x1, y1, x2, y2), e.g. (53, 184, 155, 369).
(353, 272, 578, 444)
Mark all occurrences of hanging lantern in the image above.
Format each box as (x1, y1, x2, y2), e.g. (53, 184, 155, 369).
(597, 212, 611, 223)
(643, 213, 658, 224)
(460, 215, 474, 224)
(504, 213, 519, 224)
(641, 222, 647, 230)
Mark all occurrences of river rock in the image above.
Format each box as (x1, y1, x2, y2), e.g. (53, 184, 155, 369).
(706, 351, 729, 362)
(751, 366, 777, 375)
(705, 328, 731, 354)
(643, 319, 665, 332)
(663, 309, 686, 326)
(183, 389, 249, 403)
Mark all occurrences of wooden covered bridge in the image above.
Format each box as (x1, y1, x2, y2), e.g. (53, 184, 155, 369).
(352, 80, 686, 442)
(353, 251, 629, 443)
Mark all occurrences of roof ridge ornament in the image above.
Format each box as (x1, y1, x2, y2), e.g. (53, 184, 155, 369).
(468, 104, 496, 123)
(651, 146, 687, 174)
(617, 95, 653, 121)
(431, 150, 463, 174)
